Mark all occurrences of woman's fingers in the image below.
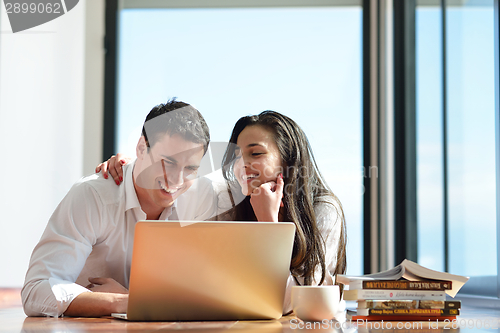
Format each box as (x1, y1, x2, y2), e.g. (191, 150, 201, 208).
(95, 154, 131, 184)
(109, 154, 131, 185)
(249, 174, 285, 222)
(260, 181, 276, 193)
(107, 156, 121, 185)
(276, 173, 285, 207)
(276, 173, 284, 195)
(100, 161, 109, 179)
(96, 154, 132, 184)
(95, 156, 114, 179)
(117, 153, 132, 166)
(95, 163, 105, 176)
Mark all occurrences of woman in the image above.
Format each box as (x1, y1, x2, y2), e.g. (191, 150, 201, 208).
(97, 111, 347, 313)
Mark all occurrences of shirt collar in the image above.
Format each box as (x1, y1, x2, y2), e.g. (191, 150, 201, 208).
(125, 159, 178, 214)
(125, 160, 140, 212)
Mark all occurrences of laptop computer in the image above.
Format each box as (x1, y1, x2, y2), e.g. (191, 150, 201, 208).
(111, 220, 296, 321)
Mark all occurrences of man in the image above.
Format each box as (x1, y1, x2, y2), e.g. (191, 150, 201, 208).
(22, 100, 217, 317)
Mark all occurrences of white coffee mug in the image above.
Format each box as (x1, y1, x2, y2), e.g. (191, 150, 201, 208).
(291, 285, 340, 322)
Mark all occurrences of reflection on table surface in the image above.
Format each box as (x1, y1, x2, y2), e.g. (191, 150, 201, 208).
(1, 305, 500, 333)
(1, 288, 500, 333)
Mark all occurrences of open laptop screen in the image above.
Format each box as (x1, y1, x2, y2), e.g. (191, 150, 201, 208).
(121, 221, 295, 321)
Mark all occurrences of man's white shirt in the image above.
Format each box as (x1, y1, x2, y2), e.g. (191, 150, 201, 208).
(22, 161, 217, 317)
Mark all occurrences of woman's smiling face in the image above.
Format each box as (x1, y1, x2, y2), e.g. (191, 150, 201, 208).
(233, 125, 283, 196)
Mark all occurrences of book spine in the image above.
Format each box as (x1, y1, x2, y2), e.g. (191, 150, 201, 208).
(348, 314, 457, 322)
(419, 300, 461, 309)
(356, 280, 452, 290)
(368, 308, 459, 316)
(359, 300, 461, 309)
(344, 289, 447, 300)
(359, 300, 417, 309)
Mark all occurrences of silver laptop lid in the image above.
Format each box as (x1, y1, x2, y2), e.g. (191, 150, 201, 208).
(127, 221, 296, 321)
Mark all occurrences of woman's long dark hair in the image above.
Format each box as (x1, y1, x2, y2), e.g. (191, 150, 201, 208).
(221, 111, 347, 287)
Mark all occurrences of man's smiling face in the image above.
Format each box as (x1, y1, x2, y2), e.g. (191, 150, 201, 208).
(134, 133, 205, 211)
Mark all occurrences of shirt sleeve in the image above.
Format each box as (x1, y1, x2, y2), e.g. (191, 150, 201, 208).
(281, 198, 342, 314)
(21, 181, 103, 317)
(315, 198, 343, 281)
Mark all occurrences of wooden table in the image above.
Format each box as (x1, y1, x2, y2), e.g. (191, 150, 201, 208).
(2, 288, 500, 332)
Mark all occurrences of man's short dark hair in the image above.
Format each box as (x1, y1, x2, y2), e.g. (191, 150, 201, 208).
(141, 98, 210, 154)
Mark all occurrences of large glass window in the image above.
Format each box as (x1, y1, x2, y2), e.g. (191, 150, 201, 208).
(117, 3, 363, 275)
(416, 1, 496, 280)
(446, 0, 496, 278)
(416, 1, 445, 272)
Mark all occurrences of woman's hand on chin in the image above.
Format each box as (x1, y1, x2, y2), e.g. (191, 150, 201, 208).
(250, 174, 284, 222)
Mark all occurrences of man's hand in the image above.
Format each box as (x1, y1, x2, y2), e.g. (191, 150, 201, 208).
(86, 277, 129, 294)
(64, 291, 128, 317)
(250, 173, 284, 222)
(64, 278, 128, 317)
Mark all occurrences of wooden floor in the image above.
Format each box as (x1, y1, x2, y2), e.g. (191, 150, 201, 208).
(3, 288, 500, 332)
(0, 288, 21, 309)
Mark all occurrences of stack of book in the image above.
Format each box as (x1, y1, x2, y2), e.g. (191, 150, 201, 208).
(337, 259, 469, 321)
